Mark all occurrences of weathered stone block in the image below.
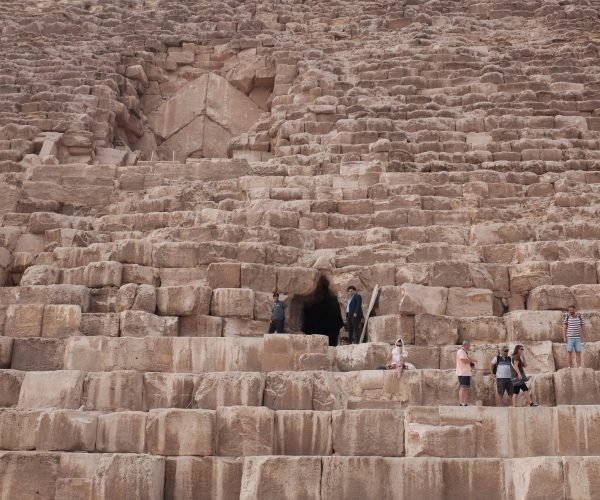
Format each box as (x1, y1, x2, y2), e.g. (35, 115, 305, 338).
(415, 314, 458, 346)
(446, 288, 494, 317)
(216, 406, 274, 456)
(4, 304, 44, 337)
(11, 338, 65, 370)
(0, 369, 24, 407)
(210, 288, 254, 318)
(458, 317, 506, 343)
(157, 285, 212, 316)
(120, 310, 178, 337)
(207, 262, 241, 289)
(180, 314, 223, 337)
(399, 283, 448, 315)
(0, 337, 13, 368)
(262, 334, 328, 371)
(144, 373, 195, 410)
(35, 410, 97, 451)
(276, 267, 319, 296)
(264, 372, 313, 410)
(18, 370, 85, 409)
(193, 372, 265, 409)
(83, 370, 143, 411)
(527, 285, 574, 311)
(505, 311, 563, 342)
(274, 410, 332, 455)
(0, 409, 41, 450)
(367, 315, 414, 344)
(83, 261, 123, 288)
(80, 313, 120, 337)
(147, 409, 215, 456)
(96, 411, 147, 453)
(41, 304, 81, 337)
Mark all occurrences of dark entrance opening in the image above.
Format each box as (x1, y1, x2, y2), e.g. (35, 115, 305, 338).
(301, 276, 344, 346)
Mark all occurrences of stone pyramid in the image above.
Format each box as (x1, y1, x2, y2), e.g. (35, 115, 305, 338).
(1, 0, 600, 498)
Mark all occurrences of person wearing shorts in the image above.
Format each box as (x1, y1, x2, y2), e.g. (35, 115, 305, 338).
(511, 344, 540, 407)
(456, 340, 474, 406)
(563, 305, 585, 368)
(491, 346, 513, 406)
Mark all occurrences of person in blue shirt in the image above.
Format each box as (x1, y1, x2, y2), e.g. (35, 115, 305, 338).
(268, 292, 287, 333)
(345, 285, 364, 344)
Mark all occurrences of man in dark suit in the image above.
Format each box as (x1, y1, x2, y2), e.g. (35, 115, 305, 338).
(345, 285, 364, 344)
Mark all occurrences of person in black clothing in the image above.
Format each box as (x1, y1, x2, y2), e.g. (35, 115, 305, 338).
(345, 285, 364, 344)
(268, 292, 287, 333)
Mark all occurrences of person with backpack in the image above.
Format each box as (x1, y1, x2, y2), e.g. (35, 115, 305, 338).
(563, 305, 586, 368)
(510, 344, 540, 407)
(491, 346, 513, 406)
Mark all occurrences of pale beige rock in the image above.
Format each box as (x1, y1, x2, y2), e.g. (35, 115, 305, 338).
(527, 285, 574, 311)
(18, 370, 85, 409)
(35, 410, 97, 451)
(156, 285, 212, 316)
(180, 314, 223, 337)
(505, 457, 564, 500)
(80, 313, 120, 337)
(553, 368, 600, 405)
(509, 262, 551, 294)
(0, 409, 42, 450)
(446, 287, 494, 317)
(41, 304, 81, 337)
(207, 262, 241, 289)
(4, 304, 44, 337)
(332, 409, 403, 456)
(120, 310, 179, 337)
(239, 456, 322, 500)
(262, 333, 328, 371)
(222, 318, 270, 337)
(414, 314, 458, 346)
(399, 283, 448, 315)
(147, 409, 215, 456)
(367, 314, 415, 344)
(0, 452, 60, 500)
(276, 267, 319, 295)
(505, 310, 563, 342)
(572, 284, 600, 310)
(20, 265, 59, 286)
(458, 316, 506, 343)
(83, 370, 143, 411)
(96, 411, 147, 453)
(334, 343, 389, 371)
(210, 288, 254, 318)
(264, 372, 313, 410)
(274, 410, 332, 455)
(0, 369, 24, 407)
(83, 261, 123, 288)
(193, 372, 265, 409)
(216, 406, 274, 456)
(143, 373, 195, 410)
(164, 456, 243, 500)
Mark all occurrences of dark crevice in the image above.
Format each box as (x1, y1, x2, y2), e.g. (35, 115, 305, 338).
(300, 275, 344, 346)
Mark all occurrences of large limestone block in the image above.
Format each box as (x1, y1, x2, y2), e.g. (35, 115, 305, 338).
(156, 285, 212, 316)
(193, 372, 265, 409)
(153, 242, 199, 268)
(509, 262, 551, 294)
(264, 372, 314, 410)
(527, 285, 574, 311)
(20, 265, 60, 286)
(144, 373, 195, 410)
(415, 314, 458, 345)
(18, 370, 85, 409)
(555, 406, 600, 456)
(239, 457, 322, 500)
(446, 288, 494, 317)
(0, 337, 13, 368)
(90, 453, 165, 500)
(554, 369, 600, 405)
(367, 315, 415, 344)
(458, 316, 506, 343)
(114, 239, 153, 267)
(262, 334, 328, 371)
(120, 310, 179, 337)
(211, 288, 254, 319)
(406, 422, 477, 457)
(147, 409, 215, 456)
(528, 373, 557, 407)
(572, 284, 600, 310)
(190, 337, 263, 372)
(563, 457, 600, 499)
(0, 370, 24, 407)
(83, 261, 123, 288)
(442, 458, 505, 499)
(0, 409, 42, 450)
(80, 313, 120, 337)
(240, 264, 277, 292)
(180, 315, 223, 337)
(116, 283, 157, 313)
(207, 263, 241, 289)
(83, 371, 143, 411)
(96, 411, 147, 453)
(4, 304, 44, 337)
(274, 410, 332, 455)
(550, 260, 597, 286)
(0, 452, 60, 500)
(399, 283, 448, 315)
(222, 318, 270, 337)
(216, 406, 274, 456)
(41, 304, 81, 337)
(376, 286, 402, 315)
(35, 410, 97, 452)
(505, 457, 564, 500)
(508, 407, 558, 456)
(276, 267, 319, 296)
(334, 343, 389, 371)
(164, 457, 243, 500)
(332, 409, 404, 456)
(505, 310, 564, 342)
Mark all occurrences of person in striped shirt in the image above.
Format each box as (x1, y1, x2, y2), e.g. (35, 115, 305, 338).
(563, 305, 586, 368)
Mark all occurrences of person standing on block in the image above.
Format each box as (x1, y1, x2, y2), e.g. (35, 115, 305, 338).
(456, 340, 475, 406)
(345, 285, 363, 344)
(511, 345, 540, 407)
(491, 346, 514, 407)
(563, 305, 585, 368)
(268, 292, 287, 334)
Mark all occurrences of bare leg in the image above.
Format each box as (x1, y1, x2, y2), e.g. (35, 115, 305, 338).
(567, 351, 573, 368)
(459, 386, 469, 405)
(396, 364, 403, 379)
(512, 394, 518, 407)
(495, 393, 503, 407)
(524, 391, 534, 405)
(576, 352, 582, 368)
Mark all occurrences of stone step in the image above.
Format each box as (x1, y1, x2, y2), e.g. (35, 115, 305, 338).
(1, 405, 599, 458)
(2, 368, 598, 411)
(0, 451, 598, 499)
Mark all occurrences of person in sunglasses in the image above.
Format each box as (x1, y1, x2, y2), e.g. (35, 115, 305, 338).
(511, 344, 540, 407)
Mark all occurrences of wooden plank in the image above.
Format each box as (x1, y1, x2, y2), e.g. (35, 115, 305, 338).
(359, 284, 380, 344)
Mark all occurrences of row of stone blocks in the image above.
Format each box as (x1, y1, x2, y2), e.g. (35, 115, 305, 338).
(1, 451, 598, 500)
(2, 368, 598, 411)
(1, 405, 599, 458)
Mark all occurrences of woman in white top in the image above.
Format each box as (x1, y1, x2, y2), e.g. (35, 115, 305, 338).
(386, 338, 414, 378)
